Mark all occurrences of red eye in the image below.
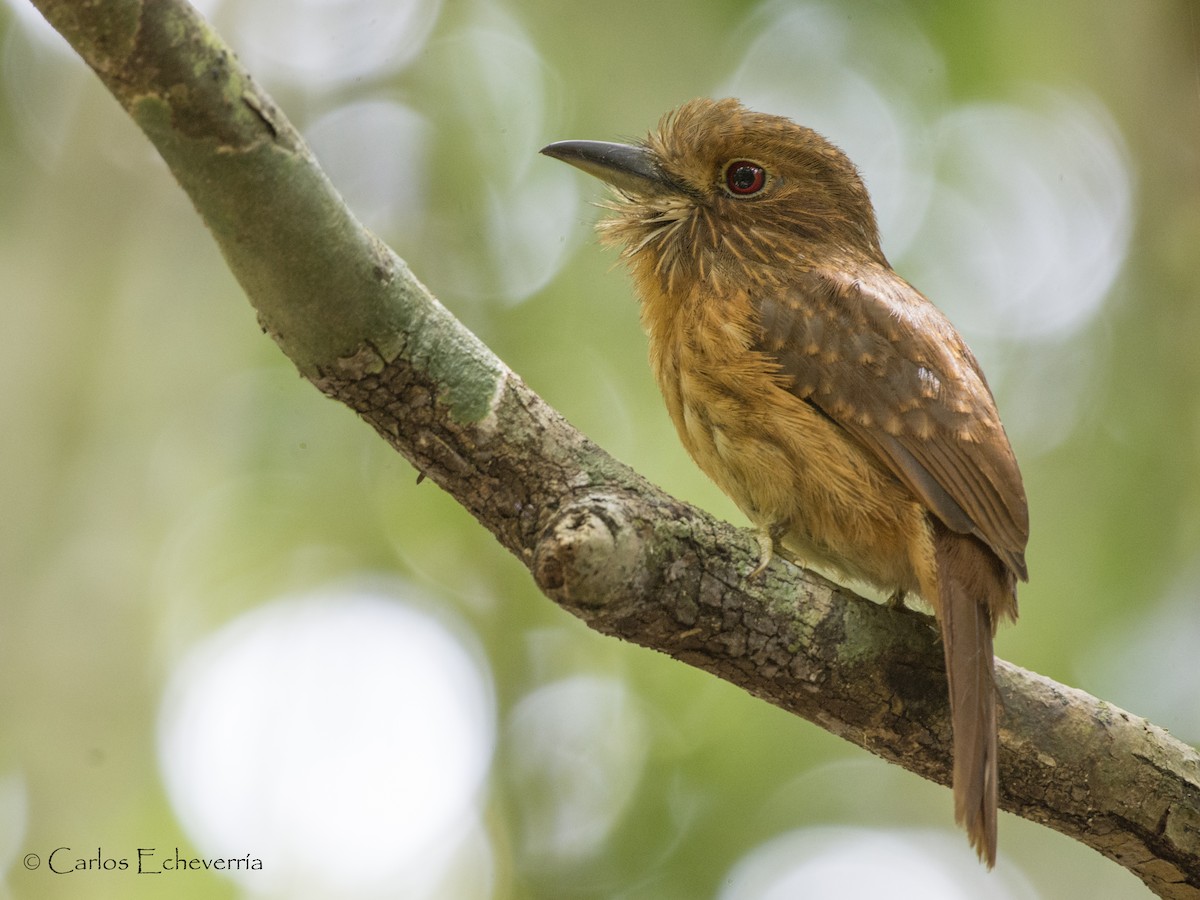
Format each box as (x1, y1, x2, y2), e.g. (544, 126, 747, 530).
(725, 160, 766, 195)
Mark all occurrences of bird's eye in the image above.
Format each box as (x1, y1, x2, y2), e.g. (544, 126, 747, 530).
(724, 160, 766, 196)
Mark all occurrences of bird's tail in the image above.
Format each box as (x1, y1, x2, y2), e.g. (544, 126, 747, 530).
(933, 528, 1015, 868)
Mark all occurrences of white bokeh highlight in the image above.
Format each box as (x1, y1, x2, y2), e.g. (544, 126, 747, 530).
(506, 675, 648, 863)
(157, 583, 495, 898)
(435, 10, 581, 304)
(720, 827, 1035, 900)
(226, 0, 442, 87)
(1083, 564, 1200, 744)
(916, 91, 1133, 340)
(306, 100, 432, 240)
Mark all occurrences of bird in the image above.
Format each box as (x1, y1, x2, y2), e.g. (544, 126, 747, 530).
(541, 97, 1029, 867)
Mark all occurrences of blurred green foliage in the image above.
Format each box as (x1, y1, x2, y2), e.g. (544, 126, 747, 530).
(1, 1, 1198, 897)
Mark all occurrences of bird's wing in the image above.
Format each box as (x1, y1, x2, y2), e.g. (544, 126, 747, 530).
(754, 263, 1029, 579)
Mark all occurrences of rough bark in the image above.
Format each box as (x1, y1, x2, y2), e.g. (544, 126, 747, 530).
(26, 0, 1200, 894)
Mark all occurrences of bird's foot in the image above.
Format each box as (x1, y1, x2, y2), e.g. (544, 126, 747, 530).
(748, 529, 775, 579)
(748, 525, 796, 579)
(886, 589, 909, 610)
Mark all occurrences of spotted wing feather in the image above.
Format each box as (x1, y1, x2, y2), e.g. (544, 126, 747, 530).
(755, 265, 1029, 580)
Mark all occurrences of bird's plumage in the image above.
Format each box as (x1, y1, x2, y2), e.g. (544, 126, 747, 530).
(542, 97, 1028, 867)
(758, 264, 1028, 583)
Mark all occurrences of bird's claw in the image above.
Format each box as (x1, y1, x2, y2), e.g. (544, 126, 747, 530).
(748, 529, 775, 579)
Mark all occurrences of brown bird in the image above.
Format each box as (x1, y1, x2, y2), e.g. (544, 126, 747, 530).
(542, 97, 1028, 866)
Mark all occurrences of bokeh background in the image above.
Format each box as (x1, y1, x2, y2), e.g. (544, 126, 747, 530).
(1, 0, 1198, 897)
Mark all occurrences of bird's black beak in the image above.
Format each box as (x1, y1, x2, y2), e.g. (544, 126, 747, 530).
(540, 140, 677, 196)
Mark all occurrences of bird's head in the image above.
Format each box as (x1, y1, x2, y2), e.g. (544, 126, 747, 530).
(541, 98, 885, 291)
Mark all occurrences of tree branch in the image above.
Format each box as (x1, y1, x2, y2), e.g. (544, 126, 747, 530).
(29, 0, 1200, 894)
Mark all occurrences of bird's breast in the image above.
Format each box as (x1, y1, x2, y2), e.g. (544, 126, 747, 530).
(638, 277, 926, 593)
